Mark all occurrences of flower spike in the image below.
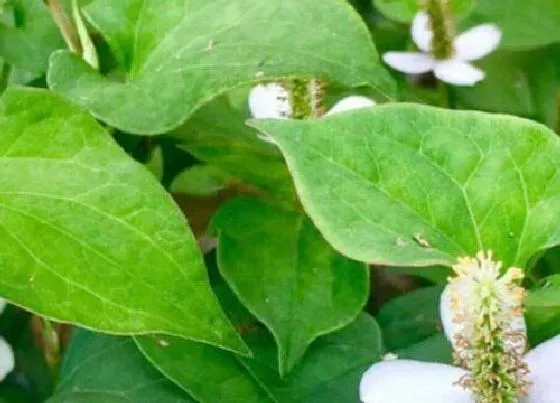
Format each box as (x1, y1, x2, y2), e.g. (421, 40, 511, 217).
(444, 251, 529, 402)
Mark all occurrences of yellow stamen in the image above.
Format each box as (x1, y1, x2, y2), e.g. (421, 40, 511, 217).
(447, 250, 529, 402)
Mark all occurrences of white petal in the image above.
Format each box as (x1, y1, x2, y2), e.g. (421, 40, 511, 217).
(440, 286, 456, 343)
(359, 360, 473, 403)
(453, 24, 501, 61)
(433, 59, 485, 86)
(440, 286, 527, 354)
(383, 52, 435, 74)
(411, 12, 433, 52)
(0, 337, 14, 382)
(0, 298, 6, 315)
(248, 83, 292, 119)
(525, 335, 560, 403)
(325, 96, 376, 116)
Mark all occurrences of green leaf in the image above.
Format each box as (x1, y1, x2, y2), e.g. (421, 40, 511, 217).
(136, 334, 273, 403)
(0, 0, 65, 75)
(0, 386, 30, 403)
(534, 246, 560, 278)
(461, 0, 560, 49)
(50, 329, 194, 402)
(452, 47, 560, 129)
(47, 0, 395, 135)
(526, 275, 560, 345)
(240, 314, 382, 402)
(136, 314, 382, 403)
(144, 145, 164, 182)
(396, 333, 453, 364)
(171, 165, 232, 196)
(173, 95, 296, 203)
(210, 198, 369, 375)
(526, 276, 560, 309)
(373, 0, 472, 23)
(377, 286, 444, 351)
(250, 104, 560, 268)
(0, 88, 246, 354)
(136, 284, 269, 403)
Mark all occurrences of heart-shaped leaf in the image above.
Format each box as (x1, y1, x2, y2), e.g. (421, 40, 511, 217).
(210, 198, 369, 375)
(47, 0, 395, 135)
(0, 88, 246, 354)
(250, 104, 560, 268)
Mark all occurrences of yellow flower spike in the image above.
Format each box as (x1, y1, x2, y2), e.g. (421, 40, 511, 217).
(445, 251, 530, 402)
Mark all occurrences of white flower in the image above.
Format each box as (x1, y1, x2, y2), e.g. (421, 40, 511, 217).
(441, 251, 527, 356)
(360, 333, 560, 402)
(360, 296, 560, 402)
(360, 360, 472, 403)
(360, 251, 560, 403)
(248, 83, 292, 120)
(383, 12, 501, 86)
(0, 337, 14, 382)
(249, 85, 376, 120)
(248, 84, 376, 143)
(524, 335, 560, 403)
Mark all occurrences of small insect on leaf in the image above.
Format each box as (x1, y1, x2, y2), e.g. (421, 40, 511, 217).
(413, 234, 431, 249)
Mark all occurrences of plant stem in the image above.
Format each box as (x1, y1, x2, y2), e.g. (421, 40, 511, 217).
(425, 0, 455, 60)
(41, 317, 61, 379)
(44, 0, 81, 53)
